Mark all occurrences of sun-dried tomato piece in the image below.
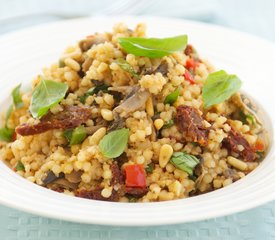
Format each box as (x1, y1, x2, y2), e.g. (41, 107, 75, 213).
(124, 186, 148, 198)
(16, 106, 92, 136)
(176, 105, 209, 146)
(223, 127, 257, 162)
(75, 188, 119, 202)
(184, 44, 194, 56)
(110, 162, 124, 185)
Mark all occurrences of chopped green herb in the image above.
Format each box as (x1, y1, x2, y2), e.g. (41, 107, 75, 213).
(99, 128, 129, 158)
(145, 163, 154, 174)
(162, 119, 174, 129)
(71, 126, 87, 146)
(0, 127, 14, 142)
(64, 125, 87, 146)
(239, 110, 256, 125)
(11, 84, 24, 109)
(64, 129, 73, 142)
(30, 80, 68, 118)
(115, 58, 140, 79)
(79, 84, 109, 104)
(164, 88, 180, 105)
(202, 70, 242, 108)
(246, 114, 255, 125)
(16, 160, 25, 171)
(118, 35, 188, 58)
(170, 152, 200, 176)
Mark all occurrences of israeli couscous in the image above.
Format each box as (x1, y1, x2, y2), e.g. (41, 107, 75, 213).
(0, 23, 267, 202)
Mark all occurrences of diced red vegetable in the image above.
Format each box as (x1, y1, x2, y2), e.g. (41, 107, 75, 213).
(183, 70, 195, 84)
(254, 139, 265, 152)
(11, 132, 17, 142)
(185, 58, 199, 71)
(125, 164, 146, 188)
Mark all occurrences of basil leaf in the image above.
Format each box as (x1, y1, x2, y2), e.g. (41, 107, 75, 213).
(16, 160, 25, 171)
(170, 152, 200, 176)
(0, 127, 14, 142)
(80, 84, 109, 104)
(118, 35, 188, 58)
(70, 126, 87, 145)
(164, 88, 180, 105)
(99, 128, 129, 158)
(115, 58, 140, 79)
(162, 119, 174, 129)
(12, 84, 24, 109)
(145, 163, 154, 174)
(202, 70, 242, 108)
(30, 80, 68, 118)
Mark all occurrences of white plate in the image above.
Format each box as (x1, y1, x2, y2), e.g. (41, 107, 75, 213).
(0, 16, 275, 226)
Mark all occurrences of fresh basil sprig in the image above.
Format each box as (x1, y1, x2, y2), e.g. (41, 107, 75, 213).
(118, 35, 188, 58)
(202, 70, 242, 108)
(12, 84, 24, 109)
(64, 125, 87, 146)
(115, 58, 140, 79)
(99, 128, 129, 158)
(30, 80, 68, 118)
(170, 152, 200, 176)
(164, 88, 180, 105)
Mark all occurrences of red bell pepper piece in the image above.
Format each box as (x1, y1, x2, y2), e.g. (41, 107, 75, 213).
(186, 58, 199, 71)
(183, 70, 195, 84)
(125, 164, 146, 188)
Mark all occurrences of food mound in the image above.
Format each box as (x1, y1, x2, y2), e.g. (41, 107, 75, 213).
(0, 23, 267, 202)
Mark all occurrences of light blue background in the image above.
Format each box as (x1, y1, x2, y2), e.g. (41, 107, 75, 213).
(0, 1, 275, 239)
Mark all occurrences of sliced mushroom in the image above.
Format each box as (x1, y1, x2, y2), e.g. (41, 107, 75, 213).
(194, 162, 207, 188)
(141, 61, 168, 77)
(108, 86, 136, 96)
(154, 61, 169, 77)
(42, 171, 64, 185)
(52, 178, 79, 190)
(108, 113, 125, 131)
(65, 170, 83, 183)
(223, 168, 240, 181)
(79, 34, 107, 52)
(113, 88, 150, 116)
(232, 92, 262, 125)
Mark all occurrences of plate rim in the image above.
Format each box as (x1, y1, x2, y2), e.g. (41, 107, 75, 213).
(0, 15, 275, 226)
